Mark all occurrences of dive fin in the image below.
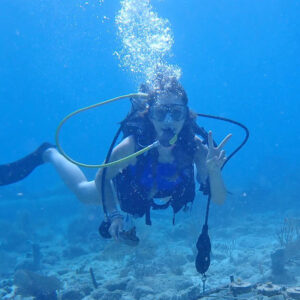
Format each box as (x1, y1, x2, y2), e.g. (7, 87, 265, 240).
(0, 142, 54, 186)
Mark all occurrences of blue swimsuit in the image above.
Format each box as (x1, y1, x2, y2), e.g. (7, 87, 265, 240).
(128, 157, 182, 195)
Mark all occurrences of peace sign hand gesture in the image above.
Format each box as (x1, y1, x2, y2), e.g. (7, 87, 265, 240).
(206, 131, 232, 173)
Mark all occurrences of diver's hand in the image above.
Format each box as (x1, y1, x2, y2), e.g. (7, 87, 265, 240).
(206, 131, 232, 173)
(109, 217, 124, 240)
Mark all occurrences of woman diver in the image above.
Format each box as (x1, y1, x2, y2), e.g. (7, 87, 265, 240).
(0, 75, 231, 244)
(95, 75, 231, 241)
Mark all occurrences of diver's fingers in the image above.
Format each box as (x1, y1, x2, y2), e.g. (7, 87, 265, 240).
(217, 134, 232, 150)
(219, 150, 226, 160)
(220, 151, 227, 167)
(117, 223, 124, 241)
(109, 225, 117, 240)
(109, 219, 123, 241)
(207, 131, 213, 149)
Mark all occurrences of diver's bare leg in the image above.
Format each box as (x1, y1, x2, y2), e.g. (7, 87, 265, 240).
(43, 148, 100, 205)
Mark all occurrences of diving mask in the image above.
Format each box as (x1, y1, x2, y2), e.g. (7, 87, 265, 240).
(149, 104, 188, 122)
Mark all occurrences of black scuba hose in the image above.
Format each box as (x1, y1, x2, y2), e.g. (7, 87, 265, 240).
(101, 125, 123, 217)
(197, 113, 249, 168)
(195, 113, 249, 275)
(196, 113, 249, 227)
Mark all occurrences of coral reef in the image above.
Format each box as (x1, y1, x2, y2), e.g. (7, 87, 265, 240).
(14, 269, 62, 299)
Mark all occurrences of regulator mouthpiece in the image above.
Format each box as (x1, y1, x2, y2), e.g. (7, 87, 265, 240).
(159, 129, 177, 147)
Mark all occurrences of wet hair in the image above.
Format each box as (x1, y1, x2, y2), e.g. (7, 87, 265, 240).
(122, 74, 200, 170)
(139, 74, 188, 106)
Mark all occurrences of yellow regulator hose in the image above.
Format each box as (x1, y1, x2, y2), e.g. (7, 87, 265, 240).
(55, 93, 170, 169)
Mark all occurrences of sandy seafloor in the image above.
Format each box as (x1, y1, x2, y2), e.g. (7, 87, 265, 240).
(0, 187, 299, 300)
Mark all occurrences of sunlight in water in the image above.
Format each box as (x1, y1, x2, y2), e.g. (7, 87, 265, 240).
(115, 0, 181, 85)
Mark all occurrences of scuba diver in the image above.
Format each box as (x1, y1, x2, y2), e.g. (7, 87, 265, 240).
(0, 73, 250, 280)
(95, 76, 231, 242)
(0, 75, 231, 242)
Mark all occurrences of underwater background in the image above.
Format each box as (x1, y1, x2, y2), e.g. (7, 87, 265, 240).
(0, 0, 299, 299)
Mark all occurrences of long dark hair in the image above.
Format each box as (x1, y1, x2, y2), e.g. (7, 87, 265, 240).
(122, 75, 199, 169)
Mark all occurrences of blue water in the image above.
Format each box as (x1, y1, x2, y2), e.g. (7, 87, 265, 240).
(0, 0, 299, 296)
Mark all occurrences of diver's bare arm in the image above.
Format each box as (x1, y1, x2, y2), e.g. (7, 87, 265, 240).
(207, 169, 227, 205)
(207, 131, 231, 204)
(195, 150, 227, 205)
(95, 170, 117, 212)
(95, 135, 136, 214)
(194, 135, 228, 205)
(194, 141, 208, 188)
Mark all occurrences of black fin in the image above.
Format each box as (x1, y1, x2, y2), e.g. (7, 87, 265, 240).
(0, 142, 55, 186)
